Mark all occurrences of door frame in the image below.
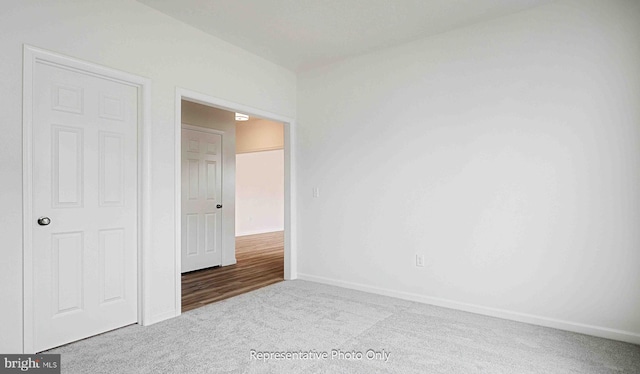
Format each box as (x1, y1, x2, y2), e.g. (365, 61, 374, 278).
(180, 124, 225, 272)
(174, 88, 297, 313)
(22, 45, 152, 353)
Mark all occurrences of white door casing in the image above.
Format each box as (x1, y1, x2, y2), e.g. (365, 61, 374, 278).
(174, 89, 298, 318)
(30, 59, 138, 352)
(181, 126, 223, 272)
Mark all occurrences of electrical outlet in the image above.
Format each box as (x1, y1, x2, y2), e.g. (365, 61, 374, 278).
(313, 187, 320, 198)
(415, 254, 425, 267)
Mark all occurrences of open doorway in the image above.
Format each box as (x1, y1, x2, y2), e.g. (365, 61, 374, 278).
(234, 115, 285, 296)
(177, 94, 292, 313)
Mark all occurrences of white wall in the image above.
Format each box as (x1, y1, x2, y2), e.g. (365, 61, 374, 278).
(0, 0, 296, 353)
(236, 150, 285, 236)
(297, 0, 640, 343)
(236, 118, 284, 154)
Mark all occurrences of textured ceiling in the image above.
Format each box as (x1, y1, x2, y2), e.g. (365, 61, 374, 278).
(138, 0, 555, 72)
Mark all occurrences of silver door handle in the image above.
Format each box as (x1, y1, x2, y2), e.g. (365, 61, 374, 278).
(37, 217, 51, 226)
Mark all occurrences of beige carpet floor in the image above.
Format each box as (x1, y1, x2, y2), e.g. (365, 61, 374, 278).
(48, 280, 640, 373)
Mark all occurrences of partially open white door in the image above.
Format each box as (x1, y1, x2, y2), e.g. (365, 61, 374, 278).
(181, 127, 223, 272)
(31, 61, 138, 352)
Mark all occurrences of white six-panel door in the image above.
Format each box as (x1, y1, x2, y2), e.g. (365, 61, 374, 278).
(181, 127, 223, 272)
(32, 61, 138, 352)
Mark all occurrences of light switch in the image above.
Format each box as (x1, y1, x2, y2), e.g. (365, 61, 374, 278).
(416, 254, 425, 267)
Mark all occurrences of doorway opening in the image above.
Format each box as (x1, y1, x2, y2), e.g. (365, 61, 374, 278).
(175, 90, 295, 313)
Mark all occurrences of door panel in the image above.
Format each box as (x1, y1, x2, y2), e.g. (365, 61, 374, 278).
(205, 213, 217, 253)
(99, 132, 125, 206)
(205, 161, 217, 200)
(32, 61, 138, 352)
(51, 232, 84, 315)
(181, 128, 223, 272)
(99, 228, 126, 303)
(51, 126, 84, 207)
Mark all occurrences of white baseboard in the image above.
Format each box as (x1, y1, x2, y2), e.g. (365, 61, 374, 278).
(236, 229, 284, 237)
(297, 273, 640, 345)
(144, 310, 178, 326)
(221, 257, 237, 267)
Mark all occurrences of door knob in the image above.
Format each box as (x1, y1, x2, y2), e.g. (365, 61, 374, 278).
(37, 217, 51, 226)
(216, 204, 222, 209)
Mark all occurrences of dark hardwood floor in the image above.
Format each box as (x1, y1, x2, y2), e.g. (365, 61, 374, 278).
(181, 231, 284, 312)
